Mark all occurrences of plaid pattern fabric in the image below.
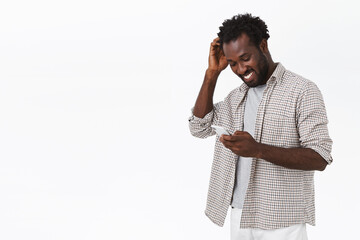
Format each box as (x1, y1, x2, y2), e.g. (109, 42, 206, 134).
(188, 63, 333, 229)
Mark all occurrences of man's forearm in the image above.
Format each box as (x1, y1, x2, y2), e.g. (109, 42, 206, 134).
(255, 143, 328, 171)
(192, 70, 220, 118)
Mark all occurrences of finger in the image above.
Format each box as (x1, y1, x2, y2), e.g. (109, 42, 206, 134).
(221, 139, 234, 149)
(219, 135, 229, 143)
(210, 43, 220, 53)
(210, 45, 222, 58)
(222, 135, 232, 141)
(223, 135, 243, 142)
(220, 135, 230, 144)
(212, 37, 220, 42)
(233, 131, 246, 136)
(211, 39, 221, 46)
(211, 41, 220, 47)
(209, 43, 219, 55)
(213, 46, 224, 58)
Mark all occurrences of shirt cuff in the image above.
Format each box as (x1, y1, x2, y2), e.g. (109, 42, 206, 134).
(308, 145, 333, 165)
(188, 107, 214, 124)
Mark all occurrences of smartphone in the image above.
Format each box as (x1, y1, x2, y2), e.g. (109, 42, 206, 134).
(211, 125, 231, 136)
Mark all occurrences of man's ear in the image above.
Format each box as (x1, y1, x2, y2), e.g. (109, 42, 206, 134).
(259, 39, 268, 54)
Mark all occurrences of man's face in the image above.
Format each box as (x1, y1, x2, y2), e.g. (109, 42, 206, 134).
(222, 34, 269, 87)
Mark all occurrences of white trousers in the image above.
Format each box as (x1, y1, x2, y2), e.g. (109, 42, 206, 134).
(230, 207, 308, 240)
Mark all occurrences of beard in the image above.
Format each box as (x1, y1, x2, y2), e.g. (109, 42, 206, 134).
(256, 51, 269, 86)
(244, 50, 269, 88)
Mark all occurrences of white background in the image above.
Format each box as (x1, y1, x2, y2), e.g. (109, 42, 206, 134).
(0, 0, 359, 239)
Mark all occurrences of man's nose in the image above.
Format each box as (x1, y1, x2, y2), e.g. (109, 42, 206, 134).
(236, 62, 247, 76)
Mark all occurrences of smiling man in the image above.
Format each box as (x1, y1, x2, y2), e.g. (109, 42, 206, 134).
(188, 13, 333, 240)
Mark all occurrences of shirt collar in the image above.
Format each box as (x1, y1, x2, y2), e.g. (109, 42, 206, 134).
(267, 62, 285, 84)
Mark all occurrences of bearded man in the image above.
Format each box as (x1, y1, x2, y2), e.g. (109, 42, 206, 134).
(188, 13, 333, 240)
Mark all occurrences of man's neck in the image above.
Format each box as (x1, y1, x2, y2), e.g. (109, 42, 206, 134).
(265, 61, 277, 83)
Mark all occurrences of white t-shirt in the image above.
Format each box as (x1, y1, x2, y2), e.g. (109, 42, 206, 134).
(231, 83, 267, 209)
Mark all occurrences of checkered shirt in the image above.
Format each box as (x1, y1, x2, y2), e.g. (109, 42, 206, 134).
(188, 63, 333, 229)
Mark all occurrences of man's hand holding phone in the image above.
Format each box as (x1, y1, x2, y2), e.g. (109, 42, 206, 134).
(219, 130, 261, 158)
(211, 125, 231, 137)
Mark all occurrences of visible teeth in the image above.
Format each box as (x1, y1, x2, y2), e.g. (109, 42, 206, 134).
(244, 71, 253, 80)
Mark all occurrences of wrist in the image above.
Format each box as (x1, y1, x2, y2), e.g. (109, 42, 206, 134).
(254, 142, 264, 159)
(205, 69, 220, 84)
(206, 68, 221, 77)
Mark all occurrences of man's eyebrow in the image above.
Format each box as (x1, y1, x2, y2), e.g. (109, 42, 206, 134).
(227, 53, 250, 62)
(238, 53, 250, 59)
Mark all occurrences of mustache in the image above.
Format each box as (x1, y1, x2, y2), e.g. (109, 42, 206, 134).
(238, 69, 253, 78)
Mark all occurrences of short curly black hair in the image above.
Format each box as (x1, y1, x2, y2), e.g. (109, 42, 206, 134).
(217, 13, 270, 48)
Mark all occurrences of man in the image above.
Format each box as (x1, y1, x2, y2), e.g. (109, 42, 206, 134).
(188, 13, 333, 240)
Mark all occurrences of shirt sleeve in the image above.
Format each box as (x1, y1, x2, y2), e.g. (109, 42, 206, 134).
(296, 81, 333, 164)
(188, 101, 223, 139)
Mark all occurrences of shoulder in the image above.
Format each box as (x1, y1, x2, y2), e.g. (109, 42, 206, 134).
(281, 69, 320, 95)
